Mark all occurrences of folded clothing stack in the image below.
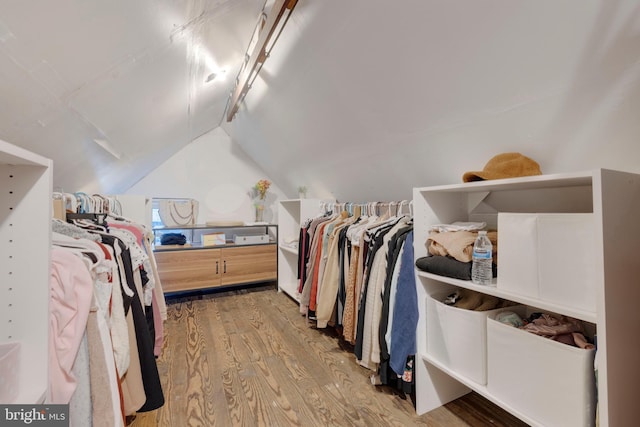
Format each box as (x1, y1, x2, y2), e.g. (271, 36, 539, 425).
(415, 255, 497, 280)
(160, 233, 187, 245)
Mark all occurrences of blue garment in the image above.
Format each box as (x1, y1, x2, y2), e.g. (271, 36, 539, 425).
(390, 231, 418, 375)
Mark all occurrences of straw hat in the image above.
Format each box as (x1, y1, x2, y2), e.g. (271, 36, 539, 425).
(462, 152, 542, 182)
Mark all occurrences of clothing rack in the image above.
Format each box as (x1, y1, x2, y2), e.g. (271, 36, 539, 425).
(50, 209, 168, 422)
(66, 212, 108, 226)
(53, 192, 123, 216)
(320, 200, 413, 217)
(297, 198, 417, 393)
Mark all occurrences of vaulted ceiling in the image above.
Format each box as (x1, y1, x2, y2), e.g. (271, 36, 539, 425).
(2, 0, 640, 202)
(0, 0, 266, 193)
(224, 0, 640, 201)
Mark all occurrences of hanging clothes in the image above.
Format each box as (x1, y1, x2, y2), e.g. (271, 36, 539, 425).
(49, 247, 94, 404)
(356, 216, 410, 369)
(316, 215, 358, 328)
(295, 201, 418, 391)
(49, 213, 166, 422)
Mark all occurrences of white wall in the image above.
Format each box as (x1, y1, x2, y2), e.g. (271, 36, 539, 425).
(125, 127, 286, 224)
(0, 0, 265, 196)
(223, 0, 640, 202)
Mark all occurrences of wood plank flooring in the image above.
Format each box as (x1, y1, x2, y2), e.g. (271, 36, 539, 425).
(132, 284, 529, 427)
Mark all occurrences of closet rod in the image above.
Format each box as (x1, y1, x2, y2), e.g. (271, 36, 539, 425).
(66, 212, 108, 226)
(55, 192, 123, 216)
(321, 200, 412, 217)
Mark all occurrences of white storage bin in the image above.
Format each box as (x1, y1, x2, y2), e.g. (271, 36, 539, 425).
(497, 213, 597, 313)
(487, 317, 596, 427)
(426, 291, 520, 385)
(0, 342, 20, 403)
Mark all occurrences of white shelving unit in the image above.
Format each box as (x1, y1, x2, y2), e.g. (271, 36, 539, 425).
(413, 170, 640, 427)
(277, 199, 324, 301)
(0, 140, 51, 404)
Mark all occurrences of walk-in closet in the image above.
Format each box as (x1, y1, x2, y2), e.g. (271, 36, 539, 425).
(2, 1, 640, 426)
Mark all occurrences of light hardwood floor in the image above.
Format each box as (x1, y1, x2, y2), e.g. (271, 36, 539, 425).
(132, 285, 528, 427)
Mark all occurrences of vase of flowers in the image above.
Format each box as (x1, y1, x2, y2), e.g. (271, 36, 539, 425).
(253, 179, 271, 222)
(297, 185, 308, 199)
(254, 203, 265, 222)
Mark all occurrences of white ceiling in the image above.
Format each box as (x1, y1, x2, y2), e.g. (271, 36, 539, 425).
(0, 0, 265, 193)
(2, 0, 640, 203)
(224, 0, 640, 202)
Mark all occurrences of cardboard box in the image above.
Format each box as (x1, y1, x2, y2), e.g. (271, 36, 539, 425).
(497, 213, 596, 313)
(487, 316, 596, 426)
(202, 232, 226, 246)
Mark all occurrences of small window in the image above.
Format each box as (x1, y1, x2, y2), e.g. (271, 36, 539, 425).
(151, 202, 163, 229)
(151, 198, 198, 245)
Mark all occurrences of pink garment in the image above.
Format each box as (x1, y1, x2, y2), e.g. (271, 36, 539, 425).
(108, 222, 144, 246)
(523, 314, 594, 349)
(151, 288, 163, 357)
(48, 247, 94, 404)
(522, 314, 584, 336)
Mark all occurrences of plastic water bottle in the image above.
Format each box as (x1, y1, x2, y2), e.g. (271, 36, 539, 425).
(472, 231, 493, 285)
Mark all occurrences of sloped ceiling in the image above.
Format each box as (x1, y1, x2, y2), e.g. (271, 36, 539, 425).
(224, 0, 640, 202)
(1, 0, 640, 202)
(0, 0, 265, 193)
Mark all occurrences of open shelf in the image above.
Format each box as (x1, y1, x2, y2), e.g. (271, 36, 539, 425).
(416, 171, 592, 194)
(416, 271, 596, 323)
(414, 169, 640, 426)
(277, 199, 325, 301)
(0, 139, 51, 404)
(420, 353, 541, 427)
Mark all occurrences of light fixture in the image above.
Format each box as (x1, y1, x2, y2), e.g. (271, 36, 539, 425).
(225, 0, 299, 122)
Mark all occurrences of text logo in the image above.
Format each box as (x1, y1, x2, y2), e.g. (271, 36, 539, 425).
(1, 405, 68, 426)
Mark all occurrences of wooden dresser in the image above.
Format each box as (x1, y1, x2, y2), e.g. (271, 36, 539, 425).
(153, 224, 277, 294)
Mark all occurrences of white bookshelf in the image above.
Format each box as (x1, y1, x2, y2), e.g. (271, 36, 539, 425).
(0, 140, 51, 403)
(277, 199, 324, 302)
(413, 169, 640, 427)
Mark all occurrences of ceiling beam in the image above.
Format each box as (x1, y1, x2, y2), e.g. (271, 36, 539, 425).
(225, 0, 298, 122)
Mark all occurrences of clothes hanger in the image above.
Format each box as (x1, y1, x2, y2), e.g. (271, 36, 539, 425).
(69, 215, 108, 233)
(52, 232, 106, 265)
(74, 192, 94, 213)
(63, 193, 77, 213)
(397, 200, 409, 216)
